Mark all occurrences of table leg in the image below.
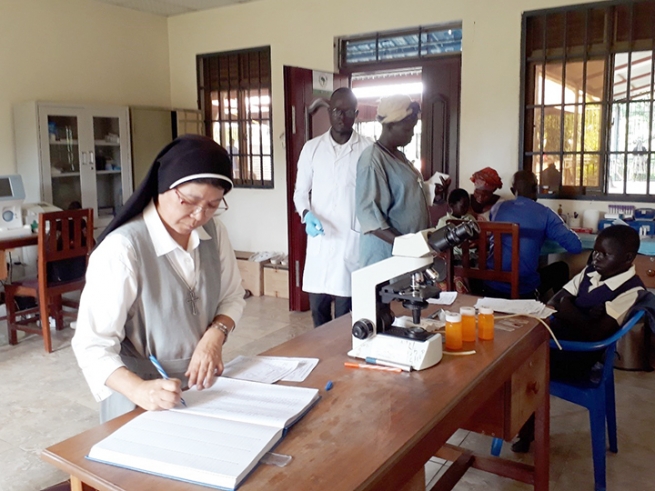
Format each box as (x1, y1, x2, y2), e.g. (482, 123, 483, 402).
(398, 467, 425, 491)
(0, 250, 7, 281)
(70, 476, 84, 491)
(533, 371, 550, 490)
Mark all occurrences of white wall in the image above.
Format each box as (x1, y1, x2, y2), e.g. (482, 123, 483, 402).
(0, 0, 171, 173)
(168, 0, 615, 253)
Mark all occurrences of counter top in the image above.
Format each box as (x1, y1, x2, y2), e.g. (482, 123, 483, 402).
(542, 233, 655, 256)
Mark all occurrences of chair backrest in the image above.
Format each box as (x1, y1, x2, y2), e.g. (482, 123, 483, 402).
(449, 221, 520, 299)
(37, 209, 94, 285)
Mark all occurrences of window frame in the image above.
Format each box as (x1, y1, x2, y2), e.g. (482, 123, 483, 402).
(520, 0, 655, 201)
(338, 24, 462, 71)
(197, 46, 274, 189)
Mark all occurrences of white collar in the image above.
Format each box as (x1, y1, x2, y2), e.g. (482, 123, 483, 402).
(587, 265, 637, 291)
(143, 200, 211, 257)
(327, 129, 357, 148)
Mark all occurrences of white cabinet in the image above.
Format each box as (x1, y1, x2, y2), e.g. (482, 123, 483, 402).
(14, 102, 133, 231)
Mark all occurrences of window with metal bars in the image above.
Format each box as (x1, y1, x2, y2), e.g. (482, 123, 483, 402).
(522, 0, 655, 199)
(339, 25, 462, 69)
(197, 47, 273, 188)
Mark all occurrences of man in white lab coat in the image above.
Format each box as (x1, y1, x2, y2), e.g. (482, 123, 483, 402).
(293, 88, 373, 327)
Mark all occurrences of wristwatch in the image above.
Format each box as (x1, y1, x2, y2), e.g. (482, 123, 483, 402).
(210, 321, 232, 344)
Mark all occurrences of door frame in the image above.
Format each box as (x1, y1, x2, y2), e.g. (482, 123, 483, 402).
(283, 66, 349, 311)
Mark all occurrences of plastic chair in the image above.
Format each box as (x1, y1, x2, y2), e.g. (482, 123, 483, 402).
(490, 310, 646, 491)
(5, 209, 93, 353)
(448, 221, 520, 298)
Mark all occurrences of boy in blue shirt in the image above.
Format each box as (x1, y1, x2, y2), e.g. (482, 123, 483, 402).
(513, 224, 644, 452)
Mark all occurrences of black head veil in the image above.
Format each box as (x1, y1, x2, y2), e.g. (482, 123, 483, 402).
(96, 134, 232, 245)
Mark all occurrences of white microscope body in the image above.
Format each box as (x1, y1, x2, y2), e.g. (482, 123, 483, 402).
(348, 222, 480, 371)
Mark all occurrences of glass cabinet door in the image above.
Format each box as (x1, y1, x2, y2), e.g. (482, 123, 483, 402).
(44, 113, 83, 211)
(92, 116, 125, 225)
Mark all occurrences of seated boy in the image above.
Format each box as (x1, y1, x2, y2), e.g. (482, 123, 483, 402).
(436, 189, 476, 293)
(436, 188, 475, 231)
(513, 224, 645, 453)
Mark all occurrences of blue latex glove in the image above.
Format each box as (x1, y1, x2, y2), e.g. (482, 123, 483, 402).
(304, 211, 324, 237)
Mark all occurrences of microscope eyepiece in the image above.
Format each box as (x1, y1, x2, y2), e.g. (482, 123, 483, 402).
(427, 221, 480, 253)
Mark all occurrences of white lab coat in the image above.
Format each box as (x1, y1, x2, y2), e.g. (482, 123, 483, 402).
(293, 130, 373, 297)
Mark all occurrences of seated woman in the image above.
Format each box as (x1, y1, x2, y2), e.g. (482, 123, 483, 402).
(469, 167, 503, 221)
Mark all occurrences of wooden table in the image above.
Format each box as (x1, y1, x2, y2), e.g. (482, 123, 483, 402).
(0, 233, 37, 280)
(42, 295, 550, 491)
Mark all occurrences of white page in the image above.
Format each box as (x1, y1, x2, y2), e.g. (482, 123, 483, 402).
(88, 410, 282, 490)
(174, 377, 319, 429)
(222, 355, 299, 384)
(474, 297, 555, 318)
(427, 291, 457, 305)
(256, 356, 319, 382)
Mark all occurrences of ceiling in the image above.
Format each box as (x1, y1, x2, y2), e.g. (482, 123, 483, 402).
(93, 0, 259, 17)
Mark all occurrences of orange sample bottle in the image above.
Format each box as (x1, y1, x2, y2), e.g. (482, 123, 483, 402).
(445, 312, 463, 350)
(478, 307, 495, 340)
(460, 306, 477, 342)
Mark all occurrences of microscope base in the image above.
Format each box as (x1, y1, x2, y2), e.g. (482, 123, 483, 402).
(348, 332, 443, 371)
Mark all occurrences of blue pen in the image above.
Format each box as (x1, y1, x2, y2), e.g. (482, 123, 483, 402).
(149, 355, 187, 407)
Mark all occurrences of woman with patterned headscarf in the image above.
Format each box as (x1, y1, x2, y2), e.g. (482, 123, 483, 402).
(470, 167, 504, 221)
(73, 135, 246, 423)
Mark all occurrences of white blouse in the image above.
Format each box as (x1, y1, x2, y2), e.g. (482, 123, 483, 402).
(72, 201, 245, 401)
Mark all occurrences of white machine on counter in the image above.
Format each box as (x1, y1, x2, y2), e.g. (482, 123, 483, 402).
(0, 174, 30, 239)
(348, 222, 480, 371)
(17, 202, 62, 277)
(22, 202, 63, 231)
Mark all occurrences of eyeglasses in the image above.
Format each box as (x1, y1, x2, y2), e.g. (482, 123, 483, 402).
(330, 108, 358, 119)
(175, 188, 229, 217)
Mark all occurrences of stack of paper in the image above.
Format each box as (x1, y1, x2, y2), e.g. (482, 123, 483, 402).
(222, 356, 319, 383)
(474, 298, 555, 319)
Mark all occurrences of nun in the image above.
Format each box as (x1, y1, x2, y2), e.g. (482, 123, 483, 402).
(72, 135, 246, 423)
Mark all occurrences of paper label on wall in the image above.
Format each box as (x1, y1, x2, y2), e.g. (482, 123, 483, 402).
(313, 71, 333, 95)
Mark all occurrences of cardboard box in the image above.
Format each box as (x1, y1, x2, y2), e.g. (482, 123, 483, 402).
(263, 264, 289, 299)
(234, 251, 263, 296)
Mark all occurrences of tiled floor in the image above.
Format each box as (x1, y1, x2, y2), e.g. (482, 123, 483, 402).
(1, 296, 654, 491)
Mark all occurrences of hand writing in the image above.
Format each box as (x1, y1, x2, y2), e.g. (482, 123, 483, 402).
(134, 378, 183, 411)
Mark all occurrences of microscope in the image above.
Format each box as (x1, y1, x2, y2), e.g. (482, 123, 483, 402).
(348, 221, 480, 371)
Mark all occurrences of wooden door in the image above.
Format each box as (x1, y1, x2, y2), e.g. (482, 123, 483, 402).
(421, 55, 461, 184)
(283, 66, 349, 311)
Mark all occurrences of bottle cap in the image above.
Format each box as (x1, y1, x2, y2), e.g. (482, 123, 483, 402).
(479, 307, 494, 315)
(445, 312, 462, 323)
(460, 306, 476, 316)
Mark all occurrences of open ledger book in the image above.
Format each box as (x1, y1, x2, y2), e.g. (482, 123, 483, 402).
(87, 377, 320, 490)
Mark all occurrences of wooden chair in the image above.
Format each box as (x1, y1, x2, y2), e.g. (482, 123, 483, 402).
(448, 221, 520, 299)
(5, 209, 94, 353)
